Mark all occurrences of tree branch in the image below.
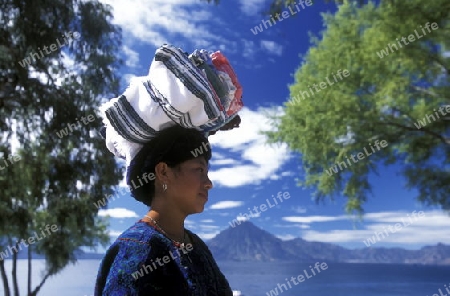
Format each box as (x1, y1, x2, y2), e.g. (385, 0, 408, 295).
(382, 119, 450, 145)
(30, 273, 52, 296)
(410, 85, 442, 99)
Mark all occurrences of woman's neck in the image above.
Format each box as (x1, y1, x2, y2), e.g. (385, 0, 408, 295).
(145, 209, 186, 242)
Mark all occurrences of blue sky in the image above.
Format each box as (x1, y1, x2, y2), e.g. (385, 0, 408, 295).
(94, 0, 449, 251)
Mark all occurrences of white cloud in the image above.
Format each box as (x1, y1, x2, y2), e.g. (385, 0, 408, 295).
(237, 216, 249, 222)
(235, 210, 260, 222)
(208, 107, 292, 187)
(199, 224, 220, 230)
(282, 215, 346, 223)
(276, 234, 297, 241)
(260, 40, 283, 56)
(122, 74, 138, 84)
(98, 208, 139, 218)
(122, 45, 140, 68)
(238, 0, 267, 16)
(275, 223, 310, 229)
(209, 158, 240, 166)
(242, 40, 257, 59)
(250, 212, 261, 218)
(100, 0, 223, 48)
(303, 229, 371, 244)
(291, 206, 307, 214)
(209, 200, 244, 210)
(184, 219, 197, 229)
(200, 219, 215, 223)
(300, 210, 450, 246)
(109, 230, 123, 237)
(364, 210, 450, 228)
(281, 171, 295, 177)
(364, 211, 426, 222)
(98, 0, 271, 79)
(197, 231, 220, 240)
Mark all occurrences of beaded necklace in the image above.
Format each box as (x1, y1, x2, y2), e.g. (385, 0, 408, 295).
(145, 215, 186, 248)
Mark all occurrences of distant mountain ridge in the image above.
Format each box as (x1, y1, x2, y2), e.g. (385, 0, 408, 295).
(10, 221, 449, 264)
(207, 221, 450, 265)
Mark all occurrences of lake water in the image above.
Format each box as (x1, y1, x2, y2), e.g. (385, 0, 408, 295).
(1, 259, 449, 295)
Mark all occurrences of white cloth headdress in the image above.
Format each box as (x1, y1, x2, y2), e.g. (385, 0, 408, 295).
(99, 44, 243, 165)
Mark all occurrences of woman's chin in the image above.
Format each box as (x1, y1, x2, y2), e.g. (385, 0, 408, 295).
(191, 204, 205, 214)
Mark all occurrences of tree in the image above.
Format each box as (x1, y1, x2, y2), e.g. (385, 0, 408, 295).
(266, 0, 450, 214)
(0, 0, 123, 295)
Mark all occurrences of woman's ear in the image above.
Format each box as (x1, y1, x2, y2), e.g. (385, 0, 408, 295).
(154, 162, 170, 184)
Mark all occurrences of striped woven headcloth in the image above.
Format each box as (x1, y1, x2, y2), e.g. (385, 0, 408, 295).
(100, 43, 243, 164)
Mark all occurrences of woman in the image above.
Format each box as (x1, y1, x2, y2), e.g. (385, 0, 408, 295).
(95, 43, 242, 295)
(95, 125, 233, 295)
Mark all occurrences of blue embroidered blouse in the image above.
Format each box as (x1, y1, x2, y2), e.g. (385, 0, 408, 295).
(94, 220, 233, 296)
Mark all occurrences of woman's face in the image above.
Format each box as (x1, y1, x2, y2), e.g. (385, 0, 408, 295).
(168, 157, 213, 215)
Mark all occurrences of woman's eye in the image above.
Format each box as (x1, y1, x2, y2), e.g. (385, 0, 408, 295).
(198, 167, 209, 174)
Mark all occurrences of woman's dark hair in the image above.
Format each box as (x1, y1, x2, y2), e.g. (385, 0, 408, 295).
(127, 125, 212, 206)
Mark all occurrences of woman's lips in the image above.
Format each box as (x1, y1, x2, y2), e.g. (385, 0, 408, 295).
(199, 193, 208, 201)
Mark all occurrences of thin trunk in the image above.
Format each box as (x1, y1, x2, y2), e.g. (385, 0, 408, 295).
(27, 247, 31, 296)
(11, 244, 19, 296)
(0, 259, 11, 296)
(30, 273, 51, 296)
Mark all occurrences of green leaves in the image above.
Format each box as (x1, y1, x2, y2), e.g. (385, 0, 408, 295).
(268, 0, 450, 214)
(0, 0, 123, 294)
